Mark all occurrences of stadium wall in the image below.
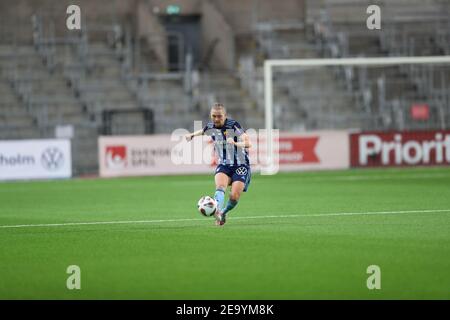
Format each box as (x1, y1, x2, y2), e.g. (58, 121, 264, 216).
(97, 131, 350, 178)
(2, 130, 449, 181)
(147, 0, 306, 35)
(97, 129, 450, 178)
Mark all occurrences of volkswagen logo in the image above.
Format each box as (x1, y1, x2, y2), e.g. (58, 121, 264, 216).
(41, 147, 64, 171)
(236, 167, 247, 176)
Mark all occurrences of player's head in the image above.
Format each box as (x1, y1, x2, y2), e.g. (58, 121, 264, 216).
(210, 103, 226, 127)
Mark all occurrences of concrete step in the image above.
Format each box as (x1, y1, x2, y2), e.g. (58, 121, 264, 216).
(73, 126, 100, 139)
(0, 104, 27, 115)
(78, 78, 123, 88)
(88, 66, 123, 78)
(30, 103, 82, 114)
(0, 126, 40, 140)
(83, 90, 133, 100)
(0, 95, 20, 104)
(0, 45, 37, 56)
(0, 115, 35, 126)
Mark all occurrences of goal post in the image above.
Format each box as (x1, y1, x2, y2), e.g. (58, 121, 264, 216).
(263, 55, 450, 174)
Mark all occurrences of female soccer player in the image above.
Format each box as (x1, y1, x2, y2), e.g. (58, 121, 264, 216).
(185, 103, 252, 226)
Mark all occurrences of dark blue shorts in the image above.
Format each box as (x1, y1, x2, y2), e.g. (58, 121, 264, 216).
(215, 164, 251, 192)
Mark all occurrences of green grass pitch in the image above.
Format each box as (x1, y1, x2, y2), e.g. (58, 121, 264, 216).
(0, 167, 449, 299)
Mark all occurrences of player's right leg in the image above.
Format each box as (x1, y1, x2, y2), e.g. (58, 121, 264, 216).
(214, 170, 231, 226)
(214, 171, 231, 212)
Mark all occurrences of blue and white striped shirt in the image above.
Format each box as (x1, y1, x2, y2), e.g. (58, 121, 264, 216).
(202, 118, 250, 166)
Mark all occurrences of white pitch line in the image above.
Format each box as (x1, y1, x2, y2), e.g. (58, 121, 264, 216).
(1, 209, 450, 230)
(230, 209, 450, 220)
(307, 173, 450, 181)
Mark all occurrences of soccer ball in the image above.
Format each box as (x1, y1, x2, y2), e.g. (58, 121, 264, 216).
(197, 196, 217, 217)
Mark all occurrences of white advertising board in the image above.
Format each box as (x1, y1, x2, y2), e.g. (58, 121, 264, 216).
(99, 135, 214, 177)
(0, 139, 72, 181)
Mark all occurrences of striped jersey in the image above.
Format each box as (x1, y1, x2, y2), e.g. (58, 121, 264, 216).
(202, 118, 250, 166)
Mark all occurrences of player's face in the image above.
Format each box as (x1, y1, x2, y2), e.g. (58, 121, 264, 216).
(210, 109, 226, 127)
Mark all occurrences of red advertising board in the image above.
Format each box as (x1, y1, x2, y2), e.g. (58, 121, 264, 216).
(248, 131, 349, 171)
(278, 136, 319, 164)
(350, 130, 450, 167)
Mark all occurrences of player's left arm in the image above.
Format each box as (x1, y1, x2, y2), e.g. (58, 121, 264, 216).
(227, 128, 252, 148)
(233, 132, 252, 148)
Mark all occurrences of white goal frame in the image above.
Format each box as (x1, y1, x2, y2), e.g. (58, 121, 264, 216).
(263, 56, 450, 173)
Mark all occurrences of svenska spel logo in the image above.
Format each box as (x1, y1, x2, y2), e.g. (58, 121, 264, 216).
(105, 146, 127, 169)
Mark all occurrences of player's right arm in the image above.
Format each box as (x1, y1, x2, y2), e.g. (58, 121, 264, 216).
(185, 129, 204, 141)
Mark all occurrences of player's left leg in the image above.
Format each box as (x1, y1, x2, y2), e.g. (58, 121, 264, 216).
(222, 181, 245, 217)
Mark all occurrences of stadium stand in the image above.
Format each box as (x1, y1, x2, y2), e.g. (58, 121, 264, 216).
(0, 0, 449, 175)
(309, 0, 450, 131)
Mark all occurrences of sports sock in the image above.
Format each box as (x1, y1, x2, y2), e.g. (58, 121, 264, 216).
(222, 199, 238, 215)
(214, 188, 225, 211)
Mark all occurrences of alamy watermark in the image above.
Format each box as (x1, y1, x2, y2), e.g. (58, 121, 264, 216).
(172, 121, 280, 175)
(66, 5, 81, 30)
(66, 265, 81, 290)
(367, 5, 381, 30)
(366, 265, 381, 290)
